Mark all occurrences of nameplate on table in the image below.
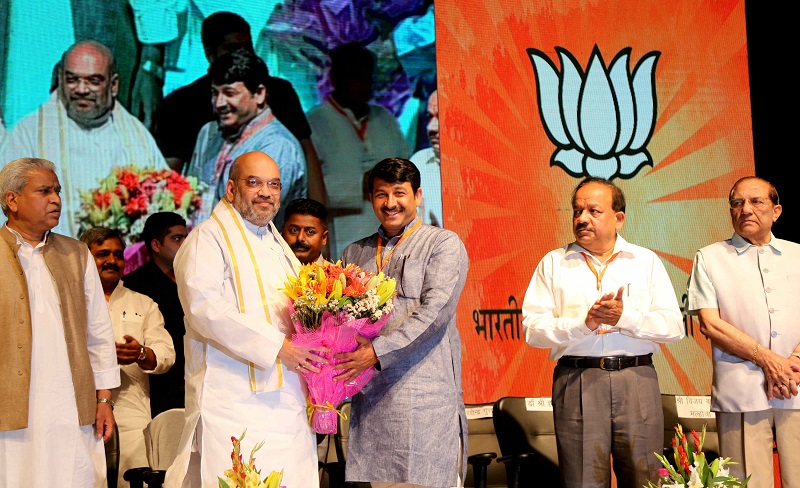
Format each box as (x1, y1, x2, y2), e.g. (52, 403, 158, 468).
(525, 397, 553, 411)
(465, 405, 493, 419)
(675, 396, 714, 419)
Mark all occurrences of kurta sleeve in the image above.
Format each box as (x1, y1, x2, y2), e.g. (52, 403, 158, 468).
(83, 251, 121, 390)
(174, 225, 285, 369)
(614, 254, 684, 343)
(139, 298, 175, 374)
(371, 232, 467, 370)
(521, 254, 594, 348)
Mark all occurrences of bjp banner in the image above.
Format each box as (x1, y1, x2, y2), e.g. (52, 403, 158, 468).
(436, 0, 754, 403)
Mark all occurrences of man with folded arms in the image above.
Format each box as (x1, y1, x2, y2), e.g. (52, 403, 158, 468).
(521, 177, 684, 488)
(0, 157, 120, 487)
(688, 176, 800, 487)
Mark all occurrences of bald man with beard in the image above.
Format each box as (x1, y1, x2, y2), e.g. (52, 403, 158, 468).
(165, 151, 326, 488)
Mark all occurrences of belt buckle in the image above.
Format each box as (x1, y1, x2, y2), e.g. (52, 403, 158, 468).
(599, 357, 620, 371)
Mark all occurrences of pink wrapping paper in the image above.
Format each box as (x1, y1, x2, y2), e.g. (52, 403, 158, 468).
(291, 309, 390, 434)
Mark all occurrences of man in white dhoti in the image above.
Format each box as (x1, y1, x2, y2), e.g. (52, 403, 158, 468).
(165, 150, 325, 488)
(0, 157, 120, 487)
(0, 40, 167, 238)
(81, 227, 176, 488)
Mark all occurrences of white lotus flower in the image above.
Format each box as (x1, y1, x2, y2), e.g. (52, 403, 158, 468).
(527, 45, 660, 179)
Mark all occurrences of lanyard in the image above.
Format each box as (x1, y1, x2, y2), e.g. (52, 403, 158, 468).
(328, 96, 369, 141)
(581, 252, 620, 291)
(376, 220, 422, 272)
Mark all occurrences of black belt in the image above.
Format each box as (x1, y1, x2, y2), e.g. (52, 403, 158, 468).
(557, 354, 653, 371)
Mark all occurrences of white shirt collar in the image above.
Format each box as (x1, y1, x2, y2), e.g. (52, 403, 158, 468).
(730, 232, 781, 254)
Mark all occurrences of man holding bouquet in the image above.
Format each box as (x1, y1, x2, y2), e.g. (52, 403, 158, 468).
(165, 151, 325, 488)
(337, 157, 469, 488)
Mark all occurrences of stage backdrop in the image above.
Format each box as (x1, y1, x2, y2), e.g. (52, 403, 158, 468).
(436, 0, 755, 403)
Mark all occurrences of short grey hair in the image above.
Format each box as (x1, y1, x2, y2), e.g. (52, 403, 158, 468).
(79, 227, 126, 250)
(0, 158, 58, 216)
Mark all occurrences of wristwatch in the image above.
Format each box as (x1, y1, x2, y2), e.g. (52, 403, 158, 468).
(97, 397, 114, 409)
(138, 346, 147, 361)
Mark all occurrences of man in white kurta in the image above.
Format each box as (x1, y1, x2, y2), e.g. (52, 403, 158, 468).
(0, 157, 120, 487)
(81, 227, 176, 488)
(0, 41, 167, 238)
(165, 151, 322, 488)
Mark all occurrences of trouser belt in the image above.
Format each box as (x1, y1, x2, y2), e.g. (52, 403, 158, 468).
(557, 354, 653, 371)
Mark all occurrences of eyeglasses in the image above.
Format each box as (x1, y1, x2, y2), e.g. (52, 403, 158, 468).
(238, 177, 282, 193)
(729, 197, 770, 210)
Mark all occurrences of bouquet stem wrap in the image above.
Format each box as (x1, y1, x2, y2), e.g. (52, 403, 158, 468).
(292, 309, 389, 434)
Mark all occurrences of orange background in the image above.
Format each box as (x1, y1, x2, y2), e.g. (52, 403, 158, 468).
(435, 0, 755, 403)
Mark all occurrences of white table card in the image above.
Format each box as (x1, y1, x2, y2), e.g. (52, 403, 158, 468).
(525, 397, 553, 411)
(675, 396, 715, 419)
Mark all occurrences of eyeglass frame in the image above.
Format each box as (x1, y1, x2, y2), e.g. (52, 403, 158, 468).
(236, 177, 283, 193)
(729, 197, 772, 210)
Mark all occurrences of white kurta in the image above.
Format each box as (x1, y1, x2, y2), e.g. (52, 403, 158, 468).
(0, 228, 120, 487)
(0, 93, 167, 238)
(108, 281, 175, 487)
(165, 201, 318, 488)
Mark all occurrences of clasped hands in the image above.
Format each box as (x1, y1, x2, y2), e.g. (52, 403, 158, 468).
(764, 353, 800, 401)
(278, 334, 378, 381)
(585, 286, 625, 331)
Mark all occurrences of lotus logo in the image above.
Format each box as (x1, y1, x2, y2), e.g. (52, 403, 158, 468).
(527, 46, 660, 180)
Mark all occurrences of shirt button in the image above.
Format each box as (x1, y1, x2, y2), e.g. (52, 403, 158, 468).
(766, 287, 772, 293)
(769, 308, 775, 313)
(772, 331, 779, 338)
(17, 370, 23, 376)
(763, 269, 770, 273)
(17, 344, 23, 349)
(19, 294, 24, 300)
(18, 318, 24, 324)
(759, 248, 765, 254)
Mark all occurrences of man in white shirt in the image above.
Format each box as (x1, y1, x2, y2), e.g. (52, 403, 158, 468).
(281, 198, 329, 265)
(307, 43, 409, 258)
(521, 177, 684, 488)
(166, 151, 326, 488)
(688, 176, 800, 488)
(410, 89, 442, 227)
(81, 227, 176, 488)
(0, 157, 120, 487)
(0, 40, 167, 238)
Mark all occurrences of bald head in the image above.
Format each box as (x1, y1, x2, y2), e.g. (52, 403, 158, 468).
(59, 40, 119, 128)
(225, 151, 282, 226)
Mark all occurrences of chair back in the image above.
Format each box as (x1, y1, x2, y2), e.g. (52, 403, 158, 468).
(465, 403, 507, 488)
(144, 408, 186, 470)
(105, 422, 121, 488)
(661, 394, 720, 460)
(492, 397, 560, 484)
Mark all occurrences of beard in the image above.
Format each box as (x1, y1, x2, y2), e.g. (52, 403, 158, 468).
(233, 190, 280, 227)
(61, 90, 113, 128)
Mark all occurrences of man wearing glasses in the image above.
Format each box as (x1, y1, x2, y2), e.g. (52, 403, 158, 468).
(185, 48, 306, 226)
(165, 151, 325, 487)
(688, 176, 800, 487)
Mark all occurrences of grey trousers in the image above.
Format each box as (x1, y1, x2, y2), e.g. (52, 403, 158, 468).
(552, 363, 663, 488)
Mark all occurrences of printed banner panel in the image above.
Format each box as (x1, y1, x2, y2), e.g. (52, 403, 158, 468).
(436, 0, 754, 403)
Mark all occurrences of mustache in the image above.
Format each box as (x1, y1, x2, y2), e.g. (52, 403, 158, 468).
(101, 263, 120, 272)
(290, 243, 310, 251)
(252, 196, 274, 205)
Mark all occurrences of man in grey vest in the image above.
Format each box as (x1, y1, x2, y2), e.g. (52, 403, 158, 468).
(336, 157, 468, 488)
(688, 176, 800, 487)
(0, 157, 120, 487)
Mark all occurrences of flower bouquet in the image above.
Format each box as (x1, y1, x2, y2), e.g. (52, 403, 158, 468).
(219, 430, 285, 488)
(282, 261, 396, 434)
(647, 424, 749, 488)
(76, 165, 204, 243)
